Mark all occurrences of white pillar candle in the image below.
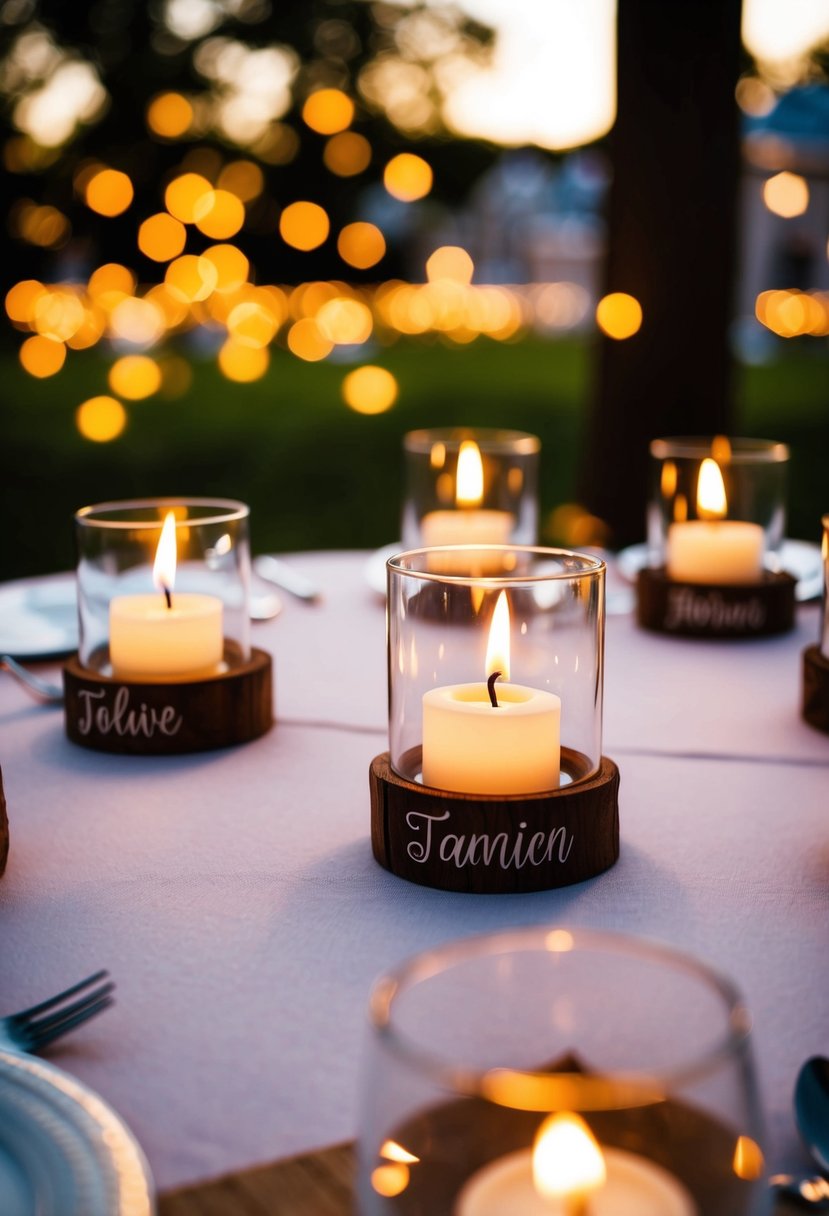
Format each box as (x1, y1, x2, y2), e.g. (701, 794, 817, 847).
(421, 511, 515, 574)
(110, 593, 223, 680)
(454, 1144, 696, 1216)
(109, 511, 224, 681)
(666, 521, 765, 584)
(666, 457, 764, 585)
(421, 591, 560, 795)
(421, 439, 514, 574)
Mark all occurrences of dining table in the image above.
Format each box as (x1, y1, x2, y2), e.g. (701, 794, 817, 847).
(0, 548, 827, 1213)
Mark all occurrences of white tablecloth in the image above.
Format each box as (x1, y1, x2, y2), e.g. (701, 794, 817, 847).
(0, 551, 827, 1192)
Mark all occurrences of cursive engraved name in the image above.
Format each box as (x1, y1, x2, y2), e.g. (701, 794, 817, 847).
(664, 586, 766, 632)
(76, 686, 183, 738)
(405, 809, 574, 870)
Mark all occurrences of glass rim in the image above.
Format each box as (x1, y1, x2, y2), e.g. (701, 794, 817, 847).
(650, 436, 789, 463)
(75, 497, 250, 530)
(404, 427, 541, 455)
(387, 545, 605, 587)
(368, 926, 752, 1106)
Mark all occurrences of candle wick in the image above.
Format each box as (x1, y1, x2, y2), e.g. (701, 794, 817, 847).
(487, 670, 501, 708)
(163, 585, 172, 610)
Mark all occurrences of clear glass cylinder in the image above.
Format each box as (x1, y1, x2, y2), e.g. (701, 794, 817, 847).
(647, 437, 789, 584)
(401, 429, 540, 560)
(74, 498, 251, 678)
(387, 547, 604, 793)
(357, 927, 767, 1215)
(816, 515, 821, 666)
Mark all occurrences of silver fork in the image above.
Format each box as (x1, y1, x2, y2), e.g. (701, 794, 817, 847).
(1, 654, 64, 704)
(0, 970, 115, 1054)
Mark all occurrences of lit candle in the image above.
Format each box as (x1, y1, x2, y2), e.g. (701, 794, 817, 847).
(421, 441, 514, 574)
(421, 591, 560, 794)
(455, 1112, 695, 1216)
(109, 511, 224, 680)
(666, 457, 764, 585)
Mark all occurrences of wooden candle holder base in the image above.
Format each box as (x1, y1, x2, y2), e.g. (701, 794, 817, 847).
(370, 749, 619, 894)
(63, 647, 273, 754)
(802, 645, 829, 734)
(636, 566, 796, 638)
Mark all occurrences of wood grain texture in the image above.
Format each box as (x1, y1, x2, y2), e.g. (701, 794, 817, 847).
(63, 648, 273, 755)
(636, 566, 796, 638)
(0, 765, 8, 878)
(802, 644, 829, 734)
(370, 749, 620, 894)
(159, 1142, 354, 1216)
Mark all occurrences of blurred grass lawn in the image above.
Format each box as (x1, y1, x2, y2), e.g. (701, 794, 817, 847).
(2, 335, 826, 580)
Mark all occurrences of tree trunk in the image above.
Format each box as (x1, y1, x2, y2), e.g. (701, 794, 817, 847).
(580, 0, 743, 546)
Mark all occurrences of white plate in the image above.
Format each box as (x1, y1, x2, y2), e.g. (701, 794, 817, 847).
(364, 542, 404, 597)
(615, 539, 823, 603)
(0, 575, 78, 660)
(0, 1049, 154, 1216)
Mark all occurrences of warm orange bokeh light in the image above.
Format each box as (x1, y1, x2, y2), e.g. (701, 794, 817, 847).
(66, 307, 106, 350)
(426, 246, 474, 284)
(763, 171, 809, 218)
(109, 296, 166, 346)
(217, 339, 270, 382)
(138, 212, 187, 262)
(383, 153, 433, 202)
(165, 254, 219, 302)
(203, 244, 250, 293)
(279, 201, 330, 251)
(337, 222, 386, 269)
(316, 297, 373, 345)
(227, 300, 279, 348)
(88, 263, 136, 303)
(194, 189, 245, 239)
(323, 131, 372, 177)
(108, 354, 162, 400)
(5, 279, 46, 326)
(302, 88, 355, 135)
(165, 173, 213, 224)
(146, 92, 193, 139)
(32, 290, 85, 341)
(76, 396, 127, 442)
(217, 160, 264, 202)
(85, 169, 134, 217)
(14, 202, 70, 248)
(370, 1164, 410, 1198)
(286, 318, 333, 361)
(596, 292, 643, 339)
(342, 365, 398, 414)
(19, 335, 66, 378)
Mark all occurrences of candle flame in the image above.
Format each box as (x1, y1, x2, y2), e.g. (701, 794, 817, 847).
(697, 458, 727, 521)
(533, 1112, 606, 1200)
(711, 434, 732, 464)
(485, 590, 510, 681)
(456, 440, 484, 507)
(153, 511, 178, 595)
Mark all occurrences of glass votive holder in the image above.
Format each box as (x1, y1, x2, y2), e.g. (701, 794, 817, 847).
(369, 546, 619, 894)
(357, 927, 767, 1215)
(801, 513, 829, 734)
(65, 498, 272, 754)
(638, 437, 795, 638)
(401, 429, 540, 570)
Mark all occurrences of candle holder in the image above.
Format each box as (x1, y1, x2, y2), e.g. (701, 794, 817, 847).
(802, 513, 829, 734)
(64, 498, 273, 754)
(401, 429, 540, 575)
(637, 436, 795, 638)
(357, 927, 767, 1215)
(370, 546, 618, 894)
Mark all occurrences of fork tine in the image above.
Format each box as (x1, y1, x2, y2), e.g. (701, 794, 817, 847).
(27, 995, 115, 1051)
(27, 982, 115, 1036)
(11, 970, 110, 1021)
